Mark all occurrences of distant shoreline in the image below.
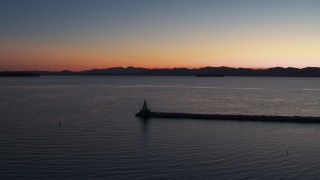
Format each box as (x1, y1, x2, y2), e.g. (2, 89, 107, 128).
(2, 66, 320, 77)
(0, 72, 39, 77)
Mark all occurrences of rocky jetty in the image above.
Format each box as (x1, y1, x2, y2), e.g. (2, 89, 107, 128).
(135, 101, 320, 123)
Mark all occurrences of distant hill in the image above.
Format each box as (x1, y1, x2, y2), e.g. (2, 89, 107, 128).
(0, 72, 40, 77)
(4, 66, 320, 77)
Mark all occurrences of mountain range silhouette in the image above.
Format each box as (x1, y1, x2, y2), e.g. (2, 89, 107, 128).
(3, 66, 320, 77)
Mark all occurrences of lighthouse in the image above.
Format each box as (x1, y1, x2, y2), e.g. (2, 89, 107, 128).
(140, 99, 151, 113)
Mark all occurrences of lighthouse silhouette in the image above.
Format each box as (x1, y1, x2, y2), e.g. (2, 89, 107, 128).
(140, 99, 151, 113)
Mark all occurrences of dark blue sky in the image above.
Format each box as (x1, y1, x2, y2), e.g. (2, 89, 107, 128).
(1, 0, 318, 39)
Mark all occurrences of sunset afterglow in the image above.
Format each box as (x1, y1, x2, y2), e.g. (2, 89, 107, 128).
(0, 0, 319, 71)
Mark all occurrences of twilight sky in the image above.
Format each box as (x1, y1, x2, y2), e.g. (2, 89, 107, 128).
(0, 0, 319, 71)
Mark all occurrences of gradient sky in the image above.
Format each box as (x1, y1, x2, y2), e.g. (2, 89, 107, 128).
(0, 0, 319, 71)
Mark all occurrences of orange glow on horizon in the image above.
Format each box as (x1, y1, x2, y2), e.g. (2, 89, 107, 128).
(1, 34, 320, 71)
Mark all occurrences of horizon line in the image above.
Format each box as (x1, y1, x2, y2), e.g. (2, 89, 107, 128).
(2, 65, 320, 72)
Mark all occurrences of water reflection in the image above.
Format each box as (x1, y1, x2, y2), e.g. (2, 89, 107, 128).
(139, 118, 150, 145)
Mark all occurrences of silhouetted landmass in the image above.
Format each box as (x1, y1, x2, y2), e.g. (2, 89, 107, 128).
(0, 72, 39, 77)
(196, 74, 224, 77)
(6, 66, 320, 77)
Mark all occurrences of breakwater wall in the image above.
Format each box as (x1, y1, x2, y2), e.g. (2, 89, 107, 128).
(135, 112, 320, 123)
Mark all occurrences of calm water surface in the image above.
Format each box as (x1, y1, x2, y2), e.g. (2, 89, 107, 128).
(1, 76, 320, 179)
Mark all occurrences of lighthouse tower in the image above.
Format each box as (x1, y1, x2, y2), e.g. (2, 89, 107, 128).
(140, 99, 151, 113)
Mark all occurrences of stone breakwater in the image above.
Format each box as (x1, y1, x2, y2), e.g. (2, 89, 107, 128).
(135, 112, 320, 123)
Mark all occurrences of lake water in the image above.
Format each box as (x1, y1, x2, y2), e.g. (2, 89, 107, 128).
(1, 76, 320, 179)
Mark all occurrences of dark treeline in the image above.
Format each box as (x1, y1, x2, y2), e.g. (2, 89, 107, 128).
(3, 66, 320, 77)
